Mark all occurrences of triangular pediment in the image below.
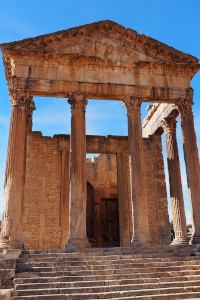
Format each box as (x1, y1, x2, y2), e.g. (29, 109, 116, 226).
(1, 20, 199, 65)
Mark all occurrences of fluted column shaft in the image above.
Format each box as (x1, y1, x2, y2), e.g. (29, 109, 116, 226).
(162, 117, 188, 244)
(65, 93, 90, 250)
(124, 97, 151, 247)
(1, 90, 34, 249)
(178, 97, 200, 244)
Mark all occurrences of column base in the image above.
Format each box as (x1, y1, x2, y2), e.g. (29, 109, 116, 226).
(171, 237, 189, 245)
(131, 236, 153, 249)
(65, 237, 91, 252)
(189, 235, 200, 244)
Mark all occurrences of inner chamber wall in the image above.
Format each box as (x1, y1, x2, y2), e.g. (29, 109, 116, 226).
(22, 131, 171, 249)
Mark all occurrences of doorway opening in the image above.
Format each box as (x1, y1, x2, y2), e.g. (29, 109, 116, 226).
(86, 153, 119, 247)
(100, 198, 120, 247)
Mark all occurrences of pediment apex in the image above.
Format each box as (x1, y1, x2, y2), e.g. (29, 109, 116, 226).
(1, 20, 199, 65)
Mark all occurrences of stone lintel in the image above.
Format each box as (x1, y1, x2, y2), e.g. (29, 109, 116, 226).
(12, 77, 192, 103)
(57, 134, 129, 154)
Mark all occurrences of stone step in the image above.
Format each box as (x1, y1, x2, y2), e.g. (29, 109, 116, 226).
(11, 293, 200, 300)
(22, 245, 200, 254)
(14, 268, 200, 282)
(21, 248, 200, 258)
(11, 248, 200, 299)
(17, 254, 200, 264)
(95, 292, 200, 300)
(19, 252, 200, 264)
(11, 285, 200, 299)
(15, 264, 200, 276)
(14, 277, 200, 291)
(21, 253, 161, 260)
(12, 279, 200, 296)
(13, 272, 200, 285)
(16, 258, 200, 269)
(21, 247, 200, 258)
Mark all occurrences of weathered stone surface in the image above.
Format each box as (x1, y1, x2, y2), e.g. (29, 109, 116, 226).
(8, 132, 170, 249)
(178, 99, 200, 244)
(162, 117, 188, 244)
(0, 20, 199, 254)
(65, 93, 90, 250)
(8, 246, 200, 299)
(1, 21, 198, 101)
(143, 99, 200, 245)
(0, 289, 11, 300)
(0, 91, 33, 249)
(124, 97, 151, 247)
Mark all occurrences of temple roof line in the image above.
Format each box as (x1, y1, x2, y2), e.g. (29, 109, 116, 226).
(1, 20, 199, 65)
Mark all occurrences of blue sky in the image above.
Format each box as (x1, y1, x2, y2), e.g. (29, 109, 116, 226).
(1, 0, 200, 224)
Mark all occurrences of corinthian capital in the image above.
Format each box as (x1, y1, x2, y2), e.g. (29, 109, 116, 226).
(177, 97, 194, 121)
(68, 92, 88, 111)
(176, 88, 194, 120)
(123, 96, 143, 115)
(9, 89, 33, 108)
(161, 117, 177, 134)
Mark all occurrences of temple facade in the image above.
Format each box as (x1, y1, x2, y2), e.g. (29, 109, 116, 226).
(1, 20, 200, 251)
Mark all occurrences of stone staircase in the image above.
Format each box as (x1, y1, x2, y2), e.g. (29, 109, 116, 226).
(10, 246, 200, 299)
(0, 260, 16, 290)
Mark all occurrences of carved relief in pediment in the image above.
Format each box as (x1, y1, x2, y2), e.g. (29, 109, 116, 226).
(52, 37, 155, 63)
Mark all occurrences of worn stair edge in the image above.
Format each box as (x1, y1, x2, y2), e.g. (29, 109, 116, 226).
(10, 286, 200, 299)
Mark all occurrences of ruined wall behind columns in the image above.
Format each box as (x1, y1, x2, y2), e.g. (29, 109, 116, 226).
(21, 132, 170, 249)
(23, 132, 62, 249)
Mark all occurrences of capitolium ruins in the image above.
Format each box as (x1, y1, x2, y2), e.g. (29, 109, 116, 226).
(0, 20, 200, 300)
(1, 20, 200, 299)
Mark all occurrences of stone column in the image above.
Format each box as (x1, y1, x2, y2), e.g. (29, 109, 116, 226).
(124, 97, 151, 247)
(117, 152, 131, 247)
(26, 100, 36, 132)
(178, 96, 200, 244)
(65, 93, 90, 250)
(162, 117, 188, 244)
(1, 90, 34, 249)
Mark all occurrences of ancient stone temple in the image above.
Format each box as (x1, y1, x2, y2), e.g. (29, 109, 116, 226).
(1, 20, 200, 253)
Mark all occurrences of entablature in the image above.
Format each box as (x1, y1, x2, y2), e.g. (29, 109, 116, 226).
(143, 103, 179, 137)
(1, 20, 199, 105)
(11, 79, 193, 103)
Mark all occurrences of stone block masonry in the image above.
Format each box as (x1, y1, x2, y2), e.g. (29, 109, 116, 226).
(23, 132, 62, 249)
(20, 131, 170, 249)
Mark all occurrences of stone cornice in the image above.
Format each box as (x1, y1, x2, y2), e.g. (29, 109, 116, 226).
(5, 49, 199, 73)
(3, 50, 199, 95)
(1, 20, 199, 64)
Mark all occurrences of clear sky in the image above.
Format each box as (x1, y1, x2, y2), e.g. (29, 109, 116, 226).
(1, 0, 200, 224)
